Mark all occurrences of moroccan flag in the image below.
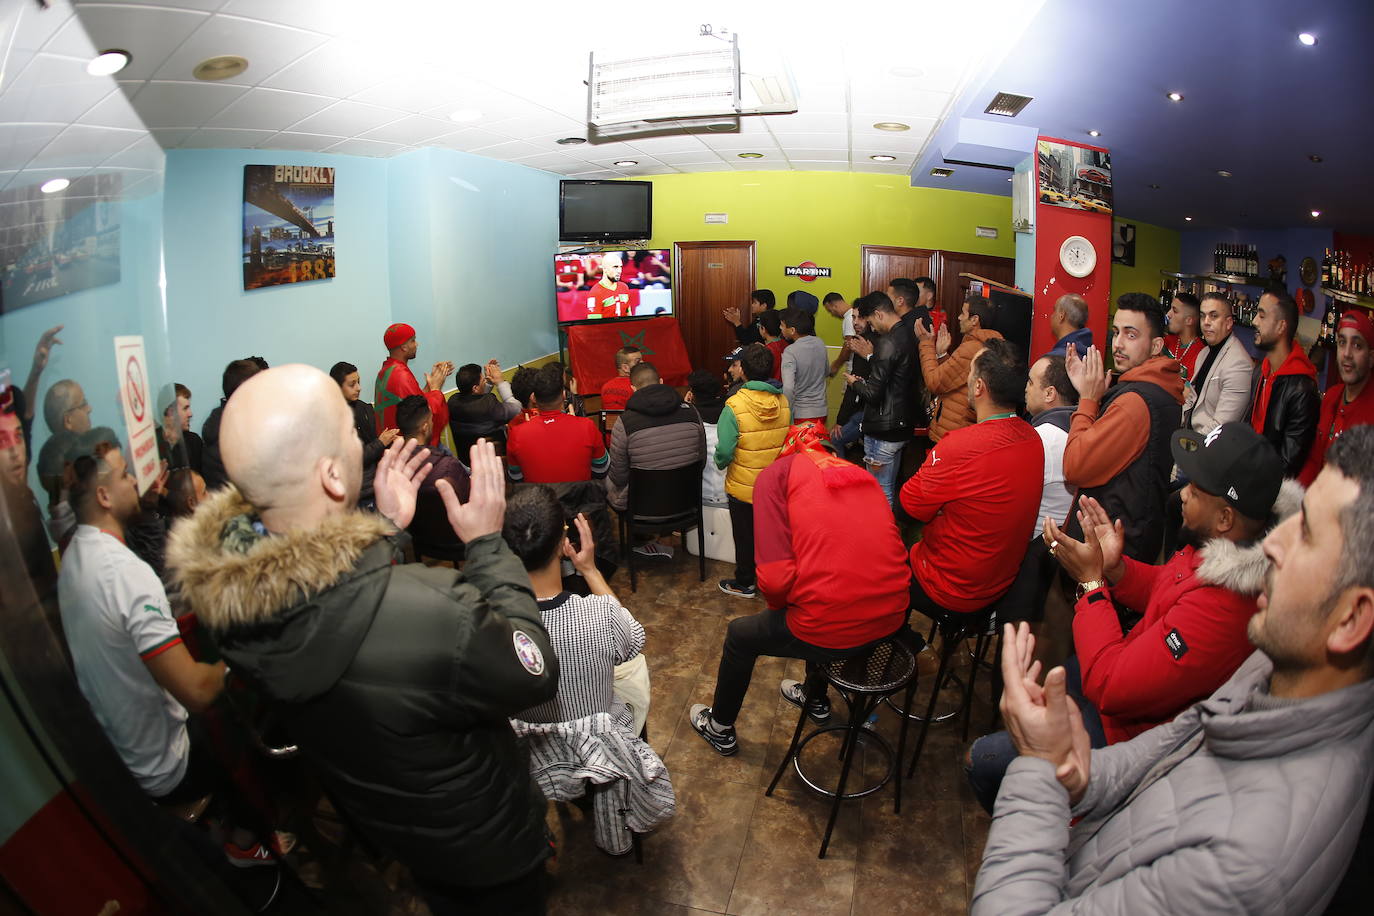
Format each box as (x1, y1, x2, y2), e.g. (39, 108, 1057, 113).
(566, 316, 692, 395)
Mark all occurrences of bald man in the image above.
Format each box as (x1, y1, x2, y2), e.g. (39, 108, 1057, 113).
(587, 251, 631, 318)
(166, 365, 559, 914)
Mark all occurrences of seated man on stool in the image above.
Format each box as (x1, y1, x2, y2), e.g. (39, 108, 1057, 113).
(900, 339, 1043, 623)
(689, 421, 910, 755)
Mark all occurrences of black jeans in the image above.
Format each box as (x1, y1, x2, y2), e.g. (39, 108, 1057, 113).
(727, 495, 755, 586)
(416, 864, 547, 916)
(710, 607, 885, 727)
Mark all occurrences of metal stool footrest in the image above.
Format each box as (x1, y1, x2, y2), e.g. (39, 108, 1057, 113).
(792, 725, 894, 799)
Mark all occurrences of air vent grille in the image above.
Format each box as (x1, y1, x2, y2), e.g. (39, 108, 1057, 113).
(984, 91, 1033, 117)
(930, 167, 955, 178)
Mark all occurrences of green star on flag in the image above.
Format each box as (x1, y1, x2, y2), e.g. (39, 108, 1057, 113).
(618, 328, 655, 356)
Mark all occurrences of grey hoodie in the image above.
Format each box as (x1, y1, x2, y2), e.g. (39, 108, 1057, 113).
(973, 651, 1374, 915)
(781, 334, 829, 420)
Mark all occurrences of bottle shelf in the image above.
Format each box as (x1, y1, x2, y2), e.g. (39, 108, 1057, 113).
(1321, 286, 1374, 309)
(1160, 270, 1273, 287)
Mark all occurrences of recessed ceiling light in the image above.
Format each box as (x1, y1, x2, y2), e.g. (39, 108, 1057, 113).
(930, 167, 954, 178)
(870, 154, 896, 162)
(1087, 129, 1100, 137)
(193, 55, 248, 81)
(1298, 32, 1317, 46)
(872, 121, 910, 132)
(556, 137, 587, 145)
(613, 160, 638, 167)
(1148, 183, 1161, 189)
(1308, 154, 1323, 163)
(1167, 91, 1184, 102)
(737, 152, 764, 159)
(1184, 216, 1193, 221)
(1217, 170, 1233, 178)
(86, 49, 131, 76)
(1311, 209, 1322, 218)
(40, 178, 69, 194)
(1007, 177, 1014, 182)
(448, 109, 482, 123)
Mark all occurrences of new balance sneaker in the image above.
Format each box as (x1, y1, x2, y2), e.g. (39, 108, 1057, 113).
(780, 679, 831, 723)
(718, 579, 757, 599)
(688, 704, 738, 756)
(224, 831, 295, 868)
(634, 541, 675, 559)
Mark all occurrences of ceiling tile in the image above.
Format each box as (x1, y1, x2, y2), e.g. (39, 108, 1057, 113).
(260, 39, 391, 97)
(790, 162, 852, 171)
(637, 150, 724, 165)
(618, 134, 710, 154)
(17, 3, 74, 53)
(149, 128, 194, 148)
(699, 133, 783, 152)
(74, 0, 221, 11)
(358, 115, 457, 145)
(845, 132, 929, 153)
(847, 85, 951, 120)
(0, 123, 72, 171)
(287, 100, 403, 136)
(77, 88, 148, 130)
(206, 87, 333, 130)
(483, 113, 587, 142)
(56, 4, 211, 82)
(775, 148, 850, 161)
(512, 152, 591, 174)
(851, 149, 915, 165)
(729, 162, 792, 170)
(351, 71, 485, 115)
(177, 127, 277, 149)
(258, 131, 345, 152)
(218, 0, 338, 33)
(132, 81, 247, 128)
(567, 170, 628, 179)
(762, 112, 849, 132)
(766, 130, 850, 149)
(30, 124, 142, 168)
(848, 162, 910, 174)
(0, 53, 113, 124)
(323, 138, 406, 158)
(151, 15, 328, 85)
(467, 139, 546, 160)
(99, 135, 164, 170)
(430, 128, 514, 153)
(666, 162, 732, 172)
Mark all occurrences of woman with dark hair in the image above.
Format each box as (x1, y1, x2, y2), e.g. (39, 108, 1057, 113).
(330, 361, 397, 508)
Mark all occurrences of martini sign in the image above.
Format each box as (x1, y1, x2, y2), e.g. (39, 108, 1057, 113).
(114, 335, 159, 494)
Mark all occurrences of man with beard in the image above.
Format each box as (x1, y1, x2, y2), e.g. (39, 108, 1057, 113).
(1248, 289, 1319, 476)
(971, 425, 1374, 914)
(375, 323, 453, 447)
(586, 252, 631, 319)
(1184, 293, 1254, 433)
(1299, 309, 1374, 486)
(965, 422, 1291, 814)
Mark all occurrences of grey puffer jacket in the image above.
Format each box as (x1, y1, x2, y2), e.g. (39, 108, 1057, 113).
(973, 651, 1374, 915)
(606, 383, 706, 511)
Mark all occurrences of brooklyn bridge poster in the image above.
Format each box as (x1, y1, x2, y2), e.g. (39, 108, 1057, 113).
(242, 164, 336, 290)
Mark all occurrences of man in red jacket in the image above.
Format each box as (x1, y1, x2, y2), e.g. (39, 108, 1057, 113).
(965, 421, 1289, 813)
(375, 322, 452, 447)
(1299, 309, 1374, 486)
(1248, 289, 1319, 476)
(688, 421, 909, 755)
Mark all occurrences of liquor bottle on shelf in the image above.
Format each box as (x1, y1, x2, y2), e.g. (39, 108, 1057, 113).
(1250, 245, 1259, 276)
(1321, 248, 1332, 287)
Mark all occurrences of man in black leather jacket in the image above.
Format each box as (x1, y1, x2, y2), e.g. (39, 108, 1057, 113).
(168, 365, 559, 915)
(1248, 290, 1319, 477)
(845, 292, 917, 507)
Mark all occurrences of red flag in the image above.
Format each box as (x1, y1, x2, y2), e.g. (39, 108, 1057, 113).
(566, 316, 692, 394)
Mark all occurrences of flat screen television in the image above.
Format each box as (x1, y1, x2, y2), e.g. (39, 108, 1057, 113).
(555, 249, 672, 323)
(559, 180, 652, 242)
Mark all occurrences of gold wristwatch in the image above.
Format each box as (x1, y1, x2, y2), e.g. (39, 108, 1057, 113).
(1075, 578, 1106, 600)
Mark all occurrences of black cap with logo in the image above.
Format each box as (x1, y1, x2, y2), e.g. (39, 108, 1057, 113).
(1172, 422, 1284, 520)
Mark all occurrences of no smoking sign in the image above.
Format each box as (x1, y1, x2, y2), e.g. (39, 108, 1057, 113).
(113, 336, 159, 495)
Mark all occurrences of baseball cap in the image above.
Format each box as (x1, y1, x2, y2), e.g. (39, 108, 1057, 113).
(723, 345, 744, 364)
(1172, 422, 1283, 520)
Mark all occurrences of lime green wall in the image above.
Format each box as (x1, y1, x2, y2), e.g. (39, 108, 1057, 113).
(641, 171, 1015, 347)
(1109, 218, 1180, 308)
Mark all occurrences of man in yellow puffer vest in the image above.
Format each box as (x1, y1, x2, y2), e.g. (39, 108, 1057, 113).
(715, 344, 791, 598)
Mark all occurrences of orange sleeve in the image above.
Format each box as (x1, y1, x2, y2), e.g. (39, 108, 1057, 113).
(1062, 391, 1151, 488)
(920, 338, 973, 396)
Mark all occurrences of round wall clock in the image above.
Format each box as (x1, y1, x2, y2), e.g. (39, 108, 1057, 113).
(1299, 256, 1318, 287)
(1059, 235, 1097, 278)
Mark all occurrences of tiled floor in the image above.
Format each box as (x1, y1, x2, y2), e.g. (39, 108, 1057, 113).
(281, 545, 999, 915)
(539, 548, 997, 916)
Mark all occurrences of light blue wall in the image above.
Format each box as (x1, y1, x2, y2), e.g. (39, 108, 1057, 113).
(163, 149, 393, 416)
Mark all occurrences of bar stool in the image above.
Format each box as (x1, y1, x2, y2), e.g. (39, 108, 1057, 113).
(901, 606, 996, 781)
(766, 637, 918, 858)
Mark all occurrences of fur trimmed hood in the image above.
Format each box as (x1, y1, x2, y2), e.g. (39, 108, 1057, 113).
(1195, 478, 1303, 596)
(165, 485, 395, 631)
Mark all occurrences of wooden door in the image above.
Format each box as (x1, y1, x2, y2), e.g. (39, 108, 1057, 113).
(860, 245, 936, 299)
(935, 251, 1017, 317)
(674, 241, 756, 374)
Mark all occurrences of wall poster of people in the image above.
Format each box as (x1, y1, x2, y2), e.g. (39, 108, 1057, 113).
(1036, 138, 1112, 214)
(0, 173, 121, 313)
(243, 164, 336, 290)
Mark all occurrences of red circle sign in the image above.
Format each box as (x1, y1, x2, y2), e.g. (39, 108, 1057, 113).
(797, 261, 819, 282)
(125, 355, 146, 423)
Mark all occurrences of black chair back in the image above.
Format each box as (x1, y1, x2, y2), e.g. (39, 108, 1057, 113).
(620, 462, 707, 591)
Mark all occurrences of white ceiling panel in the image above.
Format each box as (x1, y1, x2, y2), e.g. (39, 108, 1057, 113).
(567, 170, 629, 179)
(730, 162, 792, 170)
(0, 53, 112, 124)
(783, 149, 850, 161)
(206, 87, 333, 130)
(0, 123, 70, 171)
(49, 4, 210, 82)
(431, 129, 514, 153)
(357, 115, 456, 145)
(848, 162, 911, 174)
(323, 138, 407, 158)
(509, 152, 590, 173)
(74, 0, 221, 11)
(133, 81, 246, 128)
(149, 128, 195, 148)
(260, 39, 391, 97)
(468, 139, 546, 160)
(258, 131, 345, 152)
(14, 2, 75, 53)
(218, 0, 338, 34)
(351, 70, 484, 115)
(619, 135, 711, 155)
(698, 133, 783, 152)
(30, 124, 141, 168)
(638, 150, 725, 165)
(175, 127, 276, 149)
(790, 162, 853, 171)
(763, 112, 849, 133)
(77, 88, 147, 130)
(483, 113, 587, 142)
(847, 85, 953, 120)
(99, 135, 164, 170)
(765, 130, 850, 149)
(150, 15, 328, 85)
(287, 100, 401, 136)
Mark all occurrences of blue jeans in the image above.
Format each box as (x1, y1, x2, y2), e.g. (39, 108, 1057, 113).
(965, 656, 1108, 814)
(831, 410, 865, 451)
(862, 436, 906, 509)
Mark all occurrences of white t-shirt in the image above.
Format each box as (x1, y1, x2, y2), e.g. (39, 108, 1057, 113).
(1032, 422, 1073, 541)
(841, 308, 856, 373)
(58, 525, 189, 796)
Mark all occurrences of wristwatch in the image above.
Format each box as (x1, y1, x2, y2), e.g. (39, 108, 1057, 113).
(1075, 578, 1106, 600)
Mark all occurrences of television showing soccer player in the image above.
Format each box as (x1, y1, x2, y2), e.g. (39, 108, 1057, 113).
(555, 249, 672, 323)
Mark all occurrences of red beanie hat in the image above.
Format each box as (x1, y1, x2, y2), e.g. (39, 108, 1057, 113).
(383, 322, 416, 350)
